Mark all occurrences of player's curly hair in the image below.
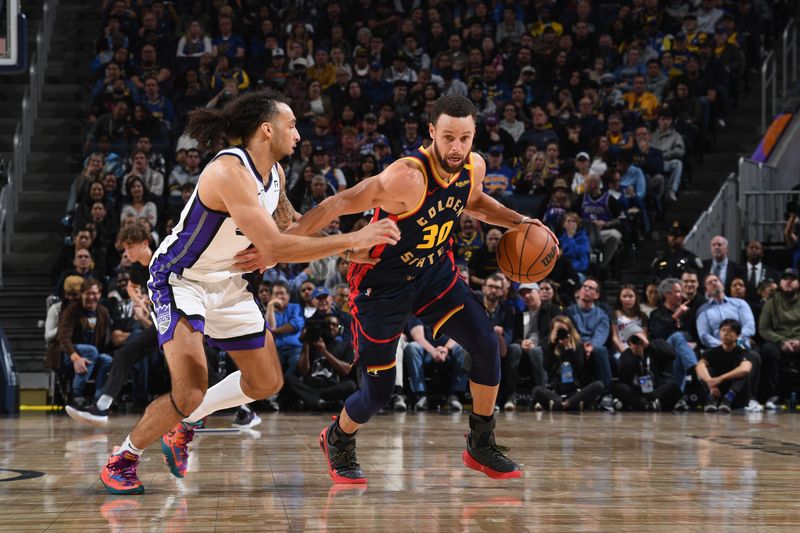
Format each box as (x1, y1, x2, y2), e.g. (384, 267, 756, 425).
(118, 219, 151, 245)
(185, 89, 289, 146)
(430, 95, 477, 125)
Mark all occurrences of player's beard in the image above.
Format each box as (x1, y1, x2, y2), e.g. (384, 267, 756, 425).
(432, 142, 468, 175)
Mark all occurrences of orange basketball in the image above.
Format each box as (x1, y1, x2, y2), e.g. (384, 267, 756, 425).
(496, 225, 559, 283)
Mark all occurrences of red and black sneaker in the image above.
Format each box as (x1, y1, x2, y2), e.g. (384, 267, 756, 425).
(318, 418, 367, 484)
(462, 414, 522, 479)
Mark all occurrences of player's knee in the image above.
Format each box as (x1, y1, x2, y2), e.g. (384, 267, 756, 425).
(469, 331, 501, 386)
(173, 386, 207, 415)
(251, 372, 284, 399)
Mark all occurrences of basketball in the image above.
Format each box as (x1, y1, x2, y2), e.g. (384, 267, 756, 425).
(496, 225, 559, 283)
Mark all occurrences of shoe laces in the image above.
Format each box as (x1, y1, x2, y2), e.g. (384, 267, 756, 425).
(109, 455, 139, 481)
(330, 439, 361, 472)
(171, 424, 196, 450)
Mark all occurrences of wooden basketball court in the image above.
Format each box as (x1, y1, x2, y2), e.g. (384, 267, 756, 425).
(2, 411, 800, 531)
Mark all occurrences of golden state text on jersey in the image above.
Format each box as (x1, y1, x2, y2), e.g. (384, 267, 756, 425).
(351, 146, 475, 287)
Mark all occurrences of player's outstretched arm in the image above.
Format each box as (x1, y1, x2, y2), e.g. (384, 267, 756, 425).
(286, 163, 423, 237)
(464, 154, 559, 246)
(206, 160, 400, 265)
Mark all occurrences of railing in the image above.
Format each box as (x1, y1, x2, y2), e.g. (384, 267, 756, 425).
(0, 0, 57, 287)
(783, 19, 798, 101)
(762, 50, 777, 134)
(684, 174, 739, 261)
(741, 190, 798, 244)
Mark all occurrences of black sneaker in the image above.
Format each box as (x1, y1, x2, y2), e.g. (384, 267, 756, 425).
(232, 406, 262, 428)
(318, 418, 367, 484)
(673, 399, 689, 412)
(462, 414, 522, 479)
(718, 399, 732, 414)
(66, 403, 109, 427)
(264, 395, 280, 412)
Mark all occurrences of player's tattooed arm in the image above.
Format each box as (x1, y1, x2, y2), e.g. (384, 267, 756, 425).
(273, 189, 297, 232)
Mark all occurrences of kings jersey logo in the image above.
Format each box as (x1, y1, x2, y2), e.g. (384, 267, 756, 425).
(156, 303, 172, 334)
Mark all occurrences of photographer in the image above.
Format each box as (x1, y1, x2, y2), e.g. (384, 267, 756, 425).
(283, 315, 357, 410)
(533, 316, 604, 411)
(611, 324, 681, 411)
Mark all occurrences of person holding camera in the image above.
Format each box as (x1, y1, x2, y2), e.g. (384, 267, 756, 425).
(696, 319, 755, 413)
(532, 316, 604, 411)
(283, 315, 357, 410)
(611, 324, 681, 411)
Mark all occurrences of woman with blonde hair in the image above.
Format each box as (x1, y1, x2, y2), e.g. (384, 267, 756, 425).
(532, 316, 604, 411)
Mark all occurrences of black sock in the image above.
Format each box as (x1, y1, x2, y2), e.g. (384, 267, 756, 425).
(472, 413, 494, 423)
(393, 385, 403, 395)
(331, 418, 356, 442)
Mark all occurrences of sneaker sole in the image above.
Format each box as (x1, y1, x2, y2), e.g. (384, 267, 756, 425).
(461, 449, 522, 479)
(161, 438, 186, 479)
(100, 472, 144, 495)
(317, 427, 367, 485)
(65, 405, 109, 427)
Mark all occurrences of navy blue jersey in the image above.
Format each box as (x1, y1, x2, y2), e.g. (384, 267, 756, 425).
(350, 147, 476, 289)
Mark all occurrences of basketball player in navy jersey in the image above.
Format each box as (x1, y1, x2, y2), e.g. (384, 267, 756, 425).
(290, 95, 558, 482)
(100, 90, 400, 495)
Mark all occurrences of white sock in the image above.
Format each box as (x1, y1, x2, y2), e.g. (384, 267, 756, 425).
(182, 371, 256, 424)
(119, 435, 144, 458)
(96, 394, 113, 411)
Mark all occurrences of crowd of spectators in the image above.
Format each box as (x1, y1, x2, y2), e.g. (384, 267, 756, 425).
(43, 0, 800, 415)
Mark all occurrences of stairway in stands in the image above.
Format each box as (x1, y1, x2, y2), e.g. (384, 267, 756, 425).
(615, 74, 782, 290)
(0, 0, 98, 375)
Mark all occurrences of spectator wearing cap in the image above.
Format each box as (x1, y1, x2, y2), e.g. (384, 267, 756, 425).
(502, 282, 557, 411)
(579, 172, 623, 270)
(650, 107, 686, 203)
(309, 285, 352, 346)
(681, 14, 706, 54)
(386, 53, 418, 84)
(363, 62, 394, 105)
(390, 80, 413, 119)
(483, 145, 515, 202)
(571, 151, 594, 197)
(373, 135, 393, 172)
(612, 324, 682, 411)
(311, 145, 346, 193)
(542, 178, 572, 231)
(356, 113, 383, 155)
(468, 80, 497, 119)
(758, 268, 800, 409)
(475, 110, 513, 152)
(650, 221, 704, 279)
(598, 74, 625, 116)
(308, 48, 337, 90)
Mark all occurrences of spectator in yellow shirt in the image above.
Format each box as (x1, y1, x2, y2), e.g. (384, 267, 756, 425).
(307, 48, 337, 90)
(624, 75, 660, 122)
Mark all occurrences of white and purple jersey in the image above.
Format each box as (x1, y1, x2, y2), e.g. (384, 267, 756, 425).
(146, 147, 281, 350)
(150, 146, 281, 283)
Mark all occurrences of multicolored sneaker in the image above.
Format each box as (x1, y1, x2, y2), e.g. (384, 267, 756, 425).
(318, 418, 367, 484)
(100, 446, 144, 495)
(462, 414, 522, 480)
(161, 421, 201, 478)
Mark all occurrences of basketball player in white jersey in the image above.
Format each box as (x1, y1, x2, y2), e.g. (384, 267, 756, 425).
(100, 90, 400, 495)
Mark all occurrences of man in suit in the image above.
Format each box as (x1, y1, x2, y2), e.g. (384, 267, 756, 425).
(743, 240, 779, 302)
(702, 235, 745, 291)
